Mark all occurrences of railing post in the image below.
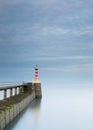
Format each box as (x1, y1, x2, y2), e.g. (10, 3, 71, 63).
(18, 87, 19, 94)
(21, 87, 24, 93)
(22, 87, 24, 93)
(18, 87, 22, 94)
(10, 88, 13, 97)
(15, 87, 17, 95)
(4, 89, 7, 99)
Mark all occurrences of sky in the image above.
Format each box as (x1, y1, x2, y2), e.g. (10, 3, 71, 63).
(0, 0, 93, 87)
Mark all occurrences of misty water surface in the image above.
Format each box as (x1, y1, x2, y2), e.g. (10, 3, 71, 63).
(2, 86, 93, 130)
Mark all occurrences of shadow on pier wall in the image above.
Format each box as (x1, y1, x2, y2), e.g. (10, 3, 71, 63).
(4, 99, 42, 130)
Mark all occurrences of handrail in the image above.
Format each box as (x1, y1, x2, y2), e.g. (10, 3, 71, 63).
(0, 84, 23, 91)
(0, 82, 33, 99)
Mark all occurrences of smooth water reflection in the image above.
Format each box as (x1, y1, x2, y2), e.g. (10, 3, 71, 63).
(4, 87, 93, 130)
(4, 99, 41, 130)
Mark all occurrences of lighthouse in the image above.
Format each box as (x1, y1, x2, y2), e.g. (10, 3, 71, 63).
(32, 65, 40, 84)
(32, 65, 42, 98)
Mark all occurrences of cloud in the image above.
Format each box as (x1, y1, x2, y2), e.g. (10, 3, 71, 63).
(27, 55, 93, 61)
(0, 22, 93, 46)
(42, 26, 69, 36)
(0, 0, 25, 6)
(37, 0, 57, 5)
(0, 61, 93, 76)
(41, 63, 93, 73)
(41, 25, 93, 36)
(0, 53, 93, 63)
(0, 0, 93, 60)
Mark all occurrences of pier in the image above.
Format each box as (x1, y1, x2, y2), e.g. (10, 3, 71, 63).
(0, 82, 42, 130)
(0, 66, 42, 130)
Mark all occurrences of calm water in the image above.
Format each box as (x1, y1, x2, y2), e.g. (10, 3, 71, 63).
(3, 86, 93, 130)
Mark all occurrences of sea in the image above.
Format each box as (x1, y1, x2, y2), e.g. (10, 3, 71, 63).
(0, 84, 93, 130)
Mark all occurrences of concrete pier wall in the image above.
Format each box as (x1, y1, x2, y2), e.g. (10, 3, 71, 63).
(33, 83, 42, 98)
(0, 91, 35, 130)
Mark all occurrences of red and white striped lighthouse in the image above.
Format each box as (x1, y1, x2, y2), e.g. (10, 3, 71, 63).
(35, 65, 38, 78)
(32, 65, 40, 83)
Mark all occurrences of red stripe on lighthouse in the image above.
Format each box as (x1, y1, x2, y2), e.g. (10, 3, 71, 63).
(35, 65, 38, 78)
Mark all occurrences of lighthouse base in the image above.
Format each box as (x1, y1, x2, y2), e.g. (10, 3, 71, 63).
(32, 83, 42, 98)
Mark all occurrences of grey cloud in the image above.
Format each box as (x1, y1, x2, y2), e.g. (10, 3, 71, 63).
(42, 63, 93, 72)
